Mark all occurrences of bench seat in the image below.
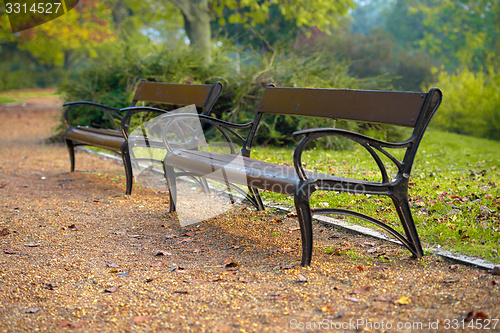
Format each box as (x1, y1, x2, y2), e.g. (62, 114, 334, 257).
(165, 149, 386, 196)
(65, 126, 124, 151)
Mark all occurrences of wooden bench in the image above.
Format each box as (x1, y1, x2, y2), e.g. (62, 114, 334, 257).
(62, 80, 222, 194)
(161, 84, 442, 266)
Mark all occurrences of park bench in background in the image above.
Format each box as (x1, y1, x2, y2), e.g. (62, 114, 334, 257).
(63, 80, 223, 194)
(161, 84, 442, 266)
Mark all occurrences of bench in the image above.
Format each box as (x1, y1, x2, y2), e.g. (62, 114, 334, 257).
(62, 80, 223, 194)
(161, 84, 442, 266)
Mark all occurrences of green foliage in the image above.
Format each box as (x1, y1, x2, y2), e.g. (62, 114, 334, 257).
(210, 0, 354, 32)
(0, 68, 67, 91)
(384, 0, 500, 72)
(60, 38, 391, 146)
(313, 23, 437, 91)
(430, 68, 500, 140)
(251, 129, 500, 263)
(59, 38, 237, 129)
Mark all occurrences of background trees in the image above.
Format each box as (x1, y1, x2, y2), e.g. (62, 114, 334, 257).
(1, 0, 498, 140)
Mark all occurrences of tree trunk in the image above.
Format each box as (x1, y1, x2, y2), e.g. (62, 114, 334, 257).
(171, 0, 212, 63)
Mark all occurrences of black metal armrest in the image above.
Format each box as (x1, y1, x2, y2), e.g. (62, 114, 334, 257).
(160, 113, 254, 154)
(63, 101, 123, 130)
(292, 127, 412, 183)
(120, 106, 175, 139)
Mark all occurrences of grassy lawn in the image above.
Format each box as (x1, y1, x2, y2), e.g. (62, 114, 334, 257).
(250, 129, 500, 263)
(0, 89, 59, 104)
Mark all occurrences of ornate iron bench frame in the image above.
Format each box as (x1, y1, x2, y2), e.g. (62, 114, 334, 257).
(62, 80, 222, 194)
(162, 84, 442, 266)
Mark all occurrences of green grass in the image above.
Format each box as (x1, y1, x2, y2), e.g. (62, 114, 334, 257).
(0, 96, 22, 104)
(0, 89, 59, 104)
(250, 129, 500, 263)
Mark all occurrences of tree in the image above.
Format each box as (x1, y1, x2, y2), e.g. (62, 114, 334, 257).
(1, 0, 116, 68)
(169, 0, 355, 63)
(384, 0, 500, 71)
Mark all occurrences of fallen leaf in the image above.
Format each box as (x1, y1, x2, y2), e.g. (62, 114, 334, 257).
(118, 270, 130, 277)
(3, 248, 15, 254)
(460, 310, 489, 321)
(449, 265, 458, 270)
(321, 306, 335, 312)
(208, 277, 221, 282)
(230, 245, 240, 249)
(374, 296, 392, 302)
(367, 247, 379, 254)
(173, 290, 188, 294)
(281, 264, 295, 270)
(361, 242, 376, 247)
(150, 261, 165, 267)
(333, 286, 345, 291)
(145, 278, 154, 283)
(351, 286, 371, 294)
(344, 297, 359, 302)
(395, 296, 411, 305)
(193, 248, 204, 253)
(155, 250, 172, 256)
(67, 224, 77, 230)
(0, 228, 10, 236)
(44, 283, 57, 290)
(357, 266, 364, 272)
(165, 234, 178, 239)
(288, 227, 300, 233)
(182, 231, 195, 237)
(105, 262, 120, 268)
(222, 258, 239, 268)
(176, 238, 192, 244)
(0, 183, 7, 188)
(104, 285, 120, 293)
(286, 212, 297, 217)
(133, 316, 151, 324)
(24, 243, 40, 247)
(492, 280, 499, 285)
(168, 265, 183, 272)
(297, 274, 307, 283)
(23, 308, 39, 314)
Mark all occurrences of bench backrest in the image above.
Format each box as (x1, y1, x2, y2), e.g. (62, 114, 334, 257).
(243, 85, 442, 171)
(258, 86, 431, 127)
(131, 80, 223, 115)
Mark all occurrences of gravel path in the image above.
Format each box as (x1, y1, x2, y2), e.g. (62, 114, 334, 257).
(0, 95, 499, 332)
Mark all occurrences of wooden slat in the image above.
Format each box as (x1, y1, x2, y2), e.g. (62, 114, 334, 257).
(258, 87, 427, 127)
(134, 82, 213, 107)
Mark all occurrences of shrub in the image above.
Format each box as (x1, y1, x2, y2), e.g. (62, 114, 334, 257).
(429, 68, 500, 141)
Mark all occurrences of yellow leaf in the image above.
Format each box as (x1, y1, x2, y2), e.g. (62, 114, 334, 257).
(395, 296, 411, 305)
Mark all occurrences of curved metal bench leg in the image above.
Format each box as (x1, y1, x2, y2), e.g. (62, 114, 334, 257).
(294, 182, 315, 267)
(163, 164, 177, 214)
(121, 142, 133, 195)
(392, 196, 424, 258)
(248, 186, 265, 211)
(65, 139, 75, 172)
